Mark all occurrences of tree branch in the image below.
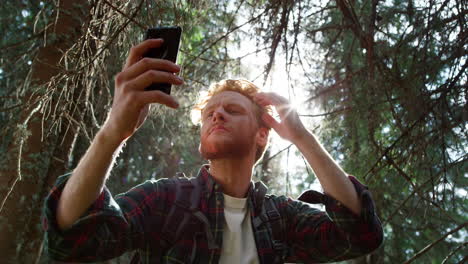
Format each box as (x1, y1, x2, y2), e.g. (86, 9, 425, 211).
(403, 222, 467, 264)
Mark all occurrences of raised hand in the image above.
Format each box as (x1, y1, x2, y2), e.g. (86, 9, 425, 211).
(253, 92, 308, 143)
(102, 38, 184, 144)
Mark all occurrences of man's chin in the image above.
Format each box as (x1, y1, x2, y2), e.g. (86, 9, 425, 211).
(199, 141, 248, 160)
(200, 151, 221, 160)
(199, 146, 229, 160)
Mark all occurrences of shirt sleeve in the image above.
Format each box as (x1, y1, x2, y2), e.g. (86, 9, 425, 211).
(41, 173, 171, 262)
(283, 175, 384, 263)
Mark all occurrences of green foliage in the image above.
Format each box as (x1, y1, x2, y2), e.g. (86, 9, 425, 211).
(312, 0, 467, 263)
(1, 0, 466, 263)
(1, 0, 241, 262)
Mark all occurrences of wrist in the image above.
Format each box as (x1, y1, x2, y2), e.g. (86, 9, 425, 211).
(96, 125, 126, 150)
(291, 126, 312, 145)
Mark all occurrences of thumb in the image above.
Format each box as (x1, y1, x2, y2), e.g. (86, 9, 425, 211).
(136, 105, 149, 129)
(262, 113, 280, 130)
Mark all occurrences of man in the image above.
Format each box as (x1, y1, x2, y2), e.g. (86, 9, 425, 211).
(42, 39, 383, 263)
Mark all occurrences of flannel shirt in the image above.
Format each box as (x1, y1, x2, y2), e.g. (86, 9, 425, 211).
(42, 165, 383, 263)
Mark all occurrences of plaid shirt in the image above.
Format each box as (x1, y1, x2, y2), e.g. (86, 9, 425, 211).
(42, 165, 383, 263)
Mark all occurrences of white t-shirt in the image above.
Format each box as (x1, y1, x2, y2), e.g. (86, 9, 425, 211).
(219, 193, 260, 264)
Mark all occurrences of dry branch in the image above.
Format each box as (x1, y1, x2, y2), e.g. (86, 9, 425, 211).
(403, 222, 467, 264)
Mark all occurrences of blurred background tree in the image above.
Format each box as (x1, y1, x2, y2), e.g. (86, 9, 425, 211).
(0, 0, 466, 263)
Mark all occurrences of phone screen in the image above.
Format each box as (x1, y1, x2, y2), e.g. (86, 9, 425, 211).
(144, 26, 182, 94)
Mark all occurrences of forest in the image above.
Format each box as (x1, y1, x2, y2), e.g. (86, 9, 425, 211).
(0, 0, 466, 263)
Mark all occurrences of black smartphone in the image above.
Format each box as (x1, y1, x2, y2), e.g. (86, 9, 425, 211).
(144, 26, 182, 94)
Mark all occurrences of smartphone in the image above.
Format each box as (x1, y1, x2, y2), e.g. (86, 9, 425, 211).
(144, 26, 182, 94)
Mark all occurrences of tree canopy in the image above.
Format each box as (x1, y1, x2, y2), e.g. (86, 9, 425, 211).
(0, 0, 466, 263)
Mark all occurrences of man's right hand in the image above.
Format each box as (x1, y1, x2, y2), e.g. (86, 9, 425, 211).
(102, 38, 184, 144)
(55, 39, 183, 230)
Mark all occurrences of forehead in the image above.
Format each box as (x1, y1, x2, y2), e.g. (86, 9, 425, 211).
(204, 91, 254, 110)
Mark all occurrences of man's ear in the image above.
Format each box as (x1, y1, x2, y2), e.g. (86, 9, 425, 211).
(256, 126, 269, 147)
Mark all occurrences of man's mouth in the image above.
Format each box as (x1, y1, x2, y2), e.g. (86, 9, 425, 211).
(210, 125, 228, 134)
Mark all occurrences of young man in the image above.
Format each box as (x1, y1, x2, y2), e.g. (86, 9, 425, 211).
(42, 39, 383, 263)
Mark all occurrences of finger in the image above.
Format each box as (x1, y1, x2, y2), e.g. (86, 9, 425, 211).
(262, 113, 280, 130)
(124, 39, 164, 69)
(136, 105, 150, 126)
(254, 92, 289, 106)
(138, 90, 179, 109)
(119, 58, 181, 83)
(254, 93, 292, 117)
(253, 94, 274, 107)
(122, 70, 183, 92)
(265, 93, 289, 106)
(253, 96, 273, 107)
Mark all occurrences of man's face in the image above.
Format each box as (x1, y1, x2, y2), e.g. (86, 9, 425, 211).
(199, 91, 262, 160)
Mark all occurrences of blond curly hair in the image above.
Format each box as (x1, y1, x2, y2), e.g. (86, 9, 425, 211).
(192, 79, 272, 163)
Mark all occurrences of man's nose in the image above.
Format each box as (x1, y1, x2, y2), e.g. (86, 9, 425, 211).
(212, 108, 225, 122)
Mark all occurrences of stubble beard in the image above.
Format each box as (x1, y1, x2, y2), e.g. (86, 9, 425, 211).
(199, 131, 256, 160)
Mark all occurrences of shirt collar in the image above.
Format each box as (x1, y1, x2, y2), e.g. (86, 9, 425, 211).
(197, 164, 216, 197)
(197, 164, 268, 213)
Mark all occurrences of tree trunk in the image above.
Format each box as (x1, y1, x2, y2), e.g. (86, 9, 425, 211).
(0, 1, 90, 263)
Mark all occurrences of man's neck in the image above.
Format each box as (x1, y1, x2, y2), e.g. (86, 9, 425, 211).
(209, 157, 254, 198)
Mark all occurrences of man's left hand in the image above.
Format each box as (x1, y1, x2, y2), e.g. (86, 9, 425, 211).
(253, 92, 308, 143)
